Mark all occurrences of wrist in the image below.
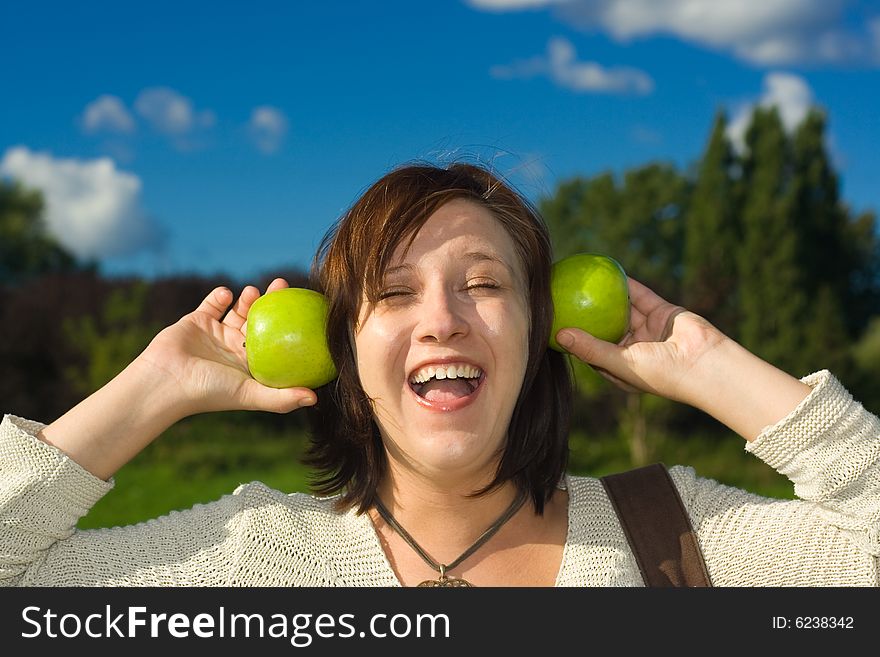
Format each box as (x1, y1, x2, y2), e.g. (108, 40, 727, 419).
(127, 351, 193, 425)
(38, 353, 189, 480)
(677, 337, 811, 442)
(675, 333, 739, 409)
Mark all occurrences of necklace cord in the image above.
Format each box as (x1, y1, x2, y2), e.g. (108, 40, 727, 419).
(373, 488, 529, 575)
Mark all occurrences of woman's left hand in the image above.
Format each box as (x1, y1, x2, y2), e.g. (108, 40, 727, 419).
(555, 277, 728, 405)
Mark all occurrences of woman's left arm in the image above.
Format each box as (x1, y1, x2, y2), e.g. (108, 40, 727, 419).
(559, 277, 880, 564)
(556, 276, 811, 442)
(681, 370, 880, 570)
(665, 332, 812, 442)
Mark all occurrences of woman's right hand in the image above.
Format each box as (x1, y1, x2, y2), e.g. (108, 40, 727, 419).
(137, 278, 318, 417)
(37, 278, 318, 480)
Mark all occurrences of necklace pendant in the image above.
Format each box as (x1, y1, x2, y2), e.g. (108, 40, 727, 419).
(417, 563, 473, 587)
(373, 492, 527, 590)
(417, 576, 473, 587)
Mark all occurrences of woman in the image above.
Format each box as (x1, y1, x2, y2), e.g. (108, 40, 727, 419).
(1, 163, 877, 586)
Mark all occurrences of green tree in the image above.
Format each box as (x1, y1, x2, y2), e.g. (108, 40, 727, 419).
(852, 316, 880, 412)
(540, 164, 690, 463)
(543, 172, 617, 261)
(844, 210, 880, 334)
(0, 180, 78, 284)
(736, 107, 808, 375)
(64, 281, 161, 396)
(618, 164, 689, 301)
(540, 103, 880, 471)
(682, 111, 740, 336)
(795, 110, 880, 325)
(786, 110, 855, 376)
(542, 164, 688, 297)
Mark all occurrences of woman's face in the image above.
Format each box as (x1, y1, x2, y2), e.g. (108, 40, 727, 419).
(354, 198, 530, 484)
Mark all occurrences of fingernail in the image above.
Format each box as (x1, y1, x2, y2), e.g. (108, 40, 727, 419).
(300, 397, 317, 408)
(557, 331, 574, 348)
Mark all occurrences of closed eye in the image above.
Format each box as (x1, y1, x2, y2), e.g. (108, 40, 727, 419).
(377, 288, 413, 300)
(465, 281, 500, 292)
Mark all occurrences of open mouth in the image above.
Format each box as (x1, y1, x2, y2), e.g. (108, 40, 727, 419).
(408, 363, 485, 404)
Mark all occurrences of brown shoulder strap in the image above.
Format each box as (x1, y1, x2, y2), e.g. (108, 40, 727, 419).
(600, 463, 712, 587)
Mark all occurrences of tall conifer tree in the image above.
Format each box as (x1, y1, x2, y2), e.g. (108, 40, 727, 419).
(682, 110, 740, 335)
(737, 107, 808, 375)
(787, 109, 852, 374)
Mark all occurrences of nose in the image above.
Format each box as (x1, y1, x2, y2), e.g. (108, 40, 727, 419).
(415, 283, 470, 343)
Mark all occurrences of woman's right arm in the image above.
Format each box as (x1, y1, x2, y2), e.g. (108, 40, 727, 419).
(0, 280, 317, 585)
(38, 280, 316, 480)
(0, 414, 262, 586)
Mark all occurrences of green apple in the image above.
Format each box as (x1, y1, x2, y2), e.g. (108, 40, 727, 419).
(245, 287, 338, 389)
(549, 253, 631, 351)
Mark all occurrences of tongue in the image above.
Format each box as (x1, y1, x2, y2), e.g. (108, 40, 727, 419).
(419, 378, 474, 402)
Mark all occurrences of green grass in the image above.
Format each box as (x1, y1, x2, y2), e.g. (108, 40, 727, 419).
(77, 459, 314, 529)
(77, 416, 795, 530)
(77, 414, 315, 529)
(568, 429, 796, 500)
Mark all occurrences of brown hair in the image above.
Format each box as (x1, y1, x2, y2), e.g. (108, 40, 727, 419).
(305, 162, 572, 514)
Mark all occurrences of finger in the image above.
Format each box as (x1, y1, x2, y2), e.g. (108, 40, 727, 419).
(559, 328, 654, 394)
(222, 285, 260, 330)
(627, 277, 671, 315)
(592, 365, 641, 394)
(659, 307, 687, 341)
(627, 278, 687, 341)
(239, 380, 318, 414)
(629, 306, 647, 332)
(266, 277, 290, 293)
(196, 287, 233, 321)
(556, 327, 625, 373)
(240, 279, 292, 337)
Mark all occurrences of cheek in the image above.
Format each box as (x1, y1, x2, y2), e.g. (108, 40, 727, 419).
(477, 302, 531, 373)
(354, 317, 406, 393)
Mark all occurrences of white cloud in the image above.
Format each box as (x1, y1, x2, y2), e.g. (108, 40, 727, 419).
(133, 87, 215, 151)
(81, 95, 136, 134)
(727, 72, 814, 152)
(134, 87, 213, 135)
(0, 147, 165, 260)
(248, 106, 289, 154)
(492, 36, 654, 95)
(471, 0, 877, 66)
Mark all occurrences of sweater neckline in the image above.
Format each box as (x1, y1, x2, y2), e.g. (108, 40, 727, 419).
(357, 474, 573, 587)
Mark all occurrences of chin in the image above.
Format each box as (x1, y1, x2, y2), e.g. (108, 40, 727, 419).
(411, 429, 501, 473)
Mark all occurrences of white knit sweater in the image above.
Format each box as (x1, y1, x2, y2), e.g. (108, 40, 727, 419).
(1, 370, 878, 586)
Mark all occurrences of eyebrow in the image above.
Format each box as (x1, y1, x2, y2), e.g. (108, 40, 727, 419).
(384, 251, 511, 278)
(384, 263, 416, 278)
(463, 251, 509, 267)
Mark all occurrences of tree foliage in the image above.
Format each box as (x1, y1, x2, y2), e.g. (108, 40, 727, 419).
(0, 180, 80, 285)
(63, 281, 161, 396)
(541, 104, 880, 459)
(682, 111, 740, 336)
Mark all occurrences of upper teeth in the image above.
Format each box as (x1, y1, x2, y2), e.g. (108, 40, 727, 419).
(409, 364, 483, 384)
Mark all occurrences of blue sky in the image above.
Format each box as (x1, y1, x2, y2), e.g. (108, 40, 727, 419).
(2, 0, 879, 283)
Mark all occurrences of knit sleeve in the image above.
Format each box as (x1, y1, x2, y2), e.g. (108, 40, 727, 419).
(0, 414, 247, 586)
(668, 370, 880, 586)
(745, 369, 880, 554)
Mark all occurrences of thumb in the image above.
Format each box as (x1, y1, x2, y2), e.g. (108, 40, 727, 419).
(239, 380, 318, 414)
(556, 328, 623, 371)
